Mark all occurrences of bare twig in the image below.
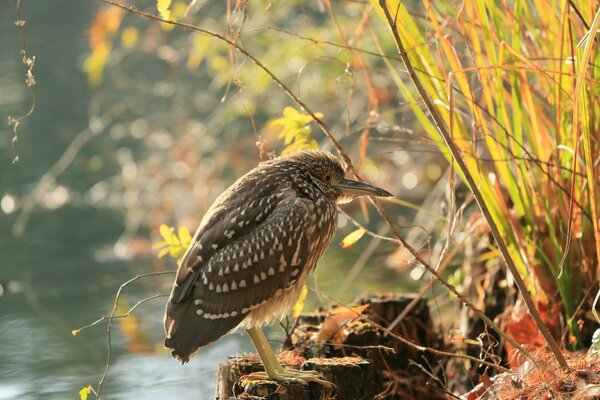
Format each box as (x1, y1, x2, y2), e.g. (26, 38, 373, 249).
(340, 209, 398, 244)
(81, 271, 175, 399)
(9, 0, 37, 164)
(73, 294, 168, 335)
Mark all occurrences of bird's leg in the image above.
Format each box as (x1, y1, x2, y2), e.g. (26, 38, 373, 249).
(243, 327, 333, 387)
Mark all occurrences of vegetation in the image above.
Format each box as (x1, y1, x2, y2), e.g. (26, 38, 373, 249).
(372, 0, 600, 351)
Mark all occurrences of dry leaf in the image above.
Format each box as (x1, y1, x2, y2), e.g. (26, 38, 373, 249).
(316, 304, 369, 344)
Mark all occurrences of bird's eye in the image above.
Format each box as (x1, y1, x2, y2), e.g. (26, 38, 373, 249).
(324, 174, 332, 182)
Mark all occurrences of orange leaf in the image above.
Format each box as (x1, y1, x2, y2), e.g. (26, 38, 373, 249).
(503, 301, 561, 367)
(316, 304, 369, 343)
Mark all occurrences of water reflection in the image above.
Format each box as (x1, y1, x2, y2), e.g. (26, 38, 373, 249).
(0, 209, 253, 400)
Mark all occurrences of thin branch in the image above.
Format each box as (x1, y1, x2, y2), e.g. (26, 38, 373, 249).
(9, 0, 37, 164)
(73, 294, 168, 335)
(340, 209, 399, 244)
(87, 271, 175, 399)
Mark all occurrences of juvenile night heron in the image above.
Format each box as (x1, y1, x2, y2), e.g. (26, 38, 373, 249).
(164, 150, 392, 385)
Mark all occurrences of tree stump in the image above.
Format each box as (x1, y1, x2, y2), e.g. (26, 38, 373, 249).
(216, 293, 444, 399)
(215, 353, 378, 400)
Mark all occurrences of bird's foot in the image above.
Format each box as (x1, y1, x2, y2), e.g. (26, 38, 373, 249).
(241, 368, 334, 388)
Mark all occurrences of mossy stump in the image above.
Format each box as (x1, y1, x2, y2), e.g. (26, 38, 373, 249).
(216, 294, 442, 399)
(215, 355, 377, 399)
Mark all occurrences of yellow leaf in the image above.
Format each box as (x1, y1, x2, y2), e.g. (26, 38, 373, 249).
(79, 385, 92, 400)
(307, 139, 319, 150)
(84, 7, 123, 86)
(83, 41, 111, 86)
(340, 228, 366, 249)
(159, 224, 175, 243)
(151, 240, 168, 250)
(178, 226, 192, 247)
(120, 27, 138, 49)
(187, 34, 208, 69)
(171, 1, 188, 19)
(169, 246, 181, 258)
(155, 224, 192, 260)
(157, 0, 172, 19)
(283, 106, 299, 119)
(270, 107, 323, 155)
(157, 247, 171, 258)
(283, 128, 297, 145)
(292, 285, 309, 318)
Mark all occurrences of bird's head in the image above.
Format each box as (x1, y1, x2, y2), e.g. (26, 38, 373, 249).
(283, 150, 393, 204)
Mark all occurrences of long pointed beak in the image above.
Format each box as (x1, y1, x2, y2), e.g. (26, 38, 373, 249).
(334, 178, 393, 198)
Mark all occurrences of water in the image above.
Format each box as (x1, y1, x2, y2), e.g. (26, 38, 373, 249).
(0, 207, 253, 400)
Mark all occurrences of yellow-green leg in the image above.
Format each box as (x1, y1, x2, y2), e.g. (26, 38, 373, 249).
(244, 326, 333, 387)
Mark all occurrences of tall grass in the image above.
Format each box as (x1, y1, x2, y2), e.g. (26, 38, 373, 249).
(372, 0, 600, 347)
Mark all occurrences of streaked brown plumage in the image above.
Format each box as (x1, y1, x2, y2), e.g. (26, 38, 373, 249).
(164, 150, 392, 383)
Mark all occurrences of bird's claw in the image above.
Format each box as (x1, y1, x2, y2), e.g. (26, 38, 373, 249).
(241, 368, 334, 388)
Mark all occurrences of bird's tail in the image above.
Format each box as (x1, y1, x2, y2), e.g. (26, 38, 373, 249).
(164, 297, 245, 364)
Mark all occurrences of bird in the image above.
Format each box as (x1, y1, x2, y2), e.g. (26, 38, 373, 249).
(164, 150, 392, 385)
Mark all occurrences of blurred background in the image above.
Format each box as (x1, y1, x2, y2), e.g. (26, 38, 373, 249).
(0, 1, 450, 399)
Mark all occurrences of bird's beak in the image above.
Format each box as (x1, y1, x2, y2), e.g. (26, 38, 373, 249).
(334, 178, 393, 198)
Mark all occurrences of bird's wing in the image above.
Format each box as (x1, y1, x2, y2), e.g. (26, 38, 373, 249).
(170, 171, 285, 304)
(164, 195, 314, 363)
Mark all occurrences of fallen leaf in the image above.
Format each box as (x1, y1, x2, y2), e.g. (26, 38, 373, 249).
(316, 304, 369, 344)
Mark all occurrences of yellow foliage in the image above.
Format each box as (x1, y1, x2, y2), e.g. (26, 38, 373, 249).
(172, 1, 187, 19)
(270, 107, 322, 154)
(340, 228, 366, 249)
(78, 385, 92, 400)
(120, 27, 139, 49)
(83, 42, 111, 86)
(157, 0, 187, 31)
(292, 285, 309, 318)
(84, 7, 123, 86)
(156, 0, 172, 19)
(152, 224, 192, 264)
